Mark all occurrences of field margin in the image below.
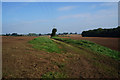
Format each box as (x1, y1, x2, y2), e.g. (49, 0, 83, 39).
(52, 37, 120, 60)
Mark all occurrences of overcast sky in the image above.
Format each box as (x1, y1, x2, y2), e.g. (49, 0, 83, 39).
(2, 2, 118, 34)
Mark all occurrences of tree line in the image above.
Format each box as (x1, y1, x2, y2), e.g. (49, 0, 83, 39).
(2, 33, 42, 36)
(2, 32, 78, 36)
(81, 26, 120, 37)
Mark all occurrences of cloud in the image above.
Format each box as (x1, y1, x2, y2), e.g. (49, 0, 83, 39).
(91, 2, 118, 9)
(58, 3, 117, 20)
(58, 14, 91, 20)
(58, 6, 77, 11)
(2, 19, 49, 28)
(22, 20, 48, 24)
(57, 7, 117, 29)
(99, 2, 117, 7)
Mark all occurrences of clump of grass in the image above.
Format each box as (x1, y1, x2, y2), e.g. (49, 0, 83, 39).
(52, 37, 120, 60)
(41, 72, 67, 78)
(28, 37, 62, 53)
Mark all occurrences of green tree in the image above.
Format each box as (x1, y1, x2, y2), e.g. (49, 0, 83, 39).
(11, 33, 18, 36)
(51, 28, 57, 37)
(81, 26, 120, 37)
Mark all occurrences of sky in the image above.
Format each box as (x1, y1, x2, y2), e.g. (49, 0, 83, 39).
(2, 0, 119, 2)
(2, 2, 118, 34)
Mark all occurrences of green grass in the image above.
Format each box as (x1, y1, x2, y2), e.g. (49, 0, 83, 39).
(92, 61, 118, 76)
(52, 37, 120, 60)
(60, 35, 70, 37)
(41, 72, 67, 78)
(28, 37, 62, 53)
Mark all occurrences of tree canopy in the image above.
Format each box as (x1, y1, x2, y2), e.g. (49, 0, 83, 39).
(51, 28, 57, 37)
(82, 26, 120, 37)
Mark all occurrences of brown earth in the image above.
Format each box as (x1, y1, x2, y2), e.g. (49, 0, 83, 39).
(2, 36, 119, 78)
(60, 34, 120, 51)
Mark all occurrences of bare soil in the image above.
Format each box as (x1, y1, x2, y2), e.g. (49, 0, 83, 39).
(60, 34, 120, 51)
(2, 36, 119, 78)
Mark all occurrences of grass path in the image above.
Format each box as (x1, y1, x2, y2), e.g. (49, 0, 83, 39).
(51, 38, 119, 78)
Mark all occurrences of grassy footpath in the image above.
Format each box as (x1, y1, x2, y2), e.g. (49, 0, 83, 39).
(52, 37, 120, 60)
(29, 37, 62, 53)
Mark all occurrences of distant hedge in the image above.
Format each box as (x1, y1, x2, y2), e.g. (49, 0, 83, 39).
(81, 26, 120, 37)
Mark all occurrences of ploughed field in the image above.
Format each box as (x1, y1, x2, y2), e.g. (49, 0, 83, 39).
(2, 36, 119, 78)
(60, 35, 120, 51)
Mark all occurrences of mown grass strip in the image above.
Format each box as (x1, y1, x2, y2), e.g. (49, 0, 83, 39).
(28, 37, 62, 53)
(52, 37, 120, 60)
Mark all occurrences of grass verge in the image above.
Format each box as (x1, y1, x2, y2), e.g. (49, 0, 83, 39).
(52, 37, 120, 60)
(28, 37, 62, 53)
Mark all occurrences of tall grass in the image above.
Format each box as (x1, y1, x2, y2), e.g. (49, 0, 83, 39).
(29, 37, 62, 53)
(52, 37, 120, 60)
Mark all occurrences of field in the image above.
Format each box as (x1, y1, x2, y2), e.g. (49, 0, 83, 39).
(2, 36, 119, 78)
(60, 35, 120, 51)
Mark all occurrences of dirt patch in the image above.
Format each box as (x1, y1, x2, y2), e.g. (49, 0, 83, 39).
(2, 36, 66, 78)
